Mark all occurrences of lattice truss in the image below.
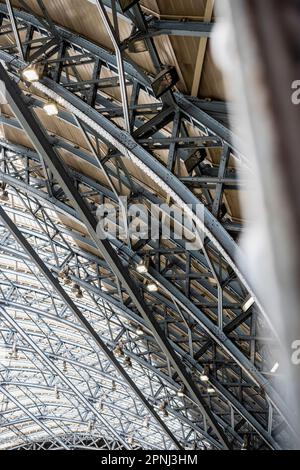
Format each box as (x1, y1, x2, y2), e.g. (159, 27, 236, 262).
(0, 1, 291, 450)
(11, 434, 127, 450)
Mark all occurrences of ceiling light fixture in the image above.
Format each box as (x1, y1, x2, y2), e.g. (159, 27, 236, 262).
(177, 385, 186, 397)
(136, 261, 148, 274)
(136, 325, 144, 336)
(10, 340, 18, 360)
(242, 296, 255, 312)
(146, 282, 158, 293)
(88, 419, 95, 432)
(200, 366, 210, 382)
(127, 434, 134, 445)
(185, 149, 207, 174)
(71, 283, 83, 299)
(59, 266, 72, 285)
(270, 362, 279, 374)
(0, 190, 9, 202)
(22, 63, 44, 82)
(43, 101, 59, 116)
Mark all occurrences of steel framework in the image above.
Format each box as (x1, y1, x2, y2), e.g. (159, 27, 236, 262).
(0, 1, 292, 450)
(12, 434, 127, 450)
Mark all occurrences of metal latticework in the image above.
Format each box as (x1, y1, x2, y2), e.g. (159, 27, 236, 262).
(11, 434, 127, 450)
(0, 1, 292, 450)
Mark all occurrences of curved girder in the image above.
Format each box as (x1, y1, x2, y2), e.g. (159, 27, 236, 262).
(0, 143, 284, 421)
(0, 3, 290, 450)
(0, 198, 284, 449)
(0, 94, 278, 378)
(0, 255, 252, 447)
(10, 433, 126, 450)
(0, 3, 240, 154)
(0, 48, 274, 342)
(0, 367, 223, 448)
(0, 208, 223, 449)
(0, 302, 221, 449)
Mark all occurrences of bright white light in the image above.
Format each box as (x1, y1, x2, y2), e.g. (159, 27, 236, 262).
(146, 282, 158, 293)
(43, 102, 59, 116)
(136, 326, 144, 336)
(207, 387, 215, 394)
(177, 387, 185, 397)
(143, 416, 150, 428)
(270, 362, 279, 374)
(200, 374, 209, 382)
(136, 263, 148, 274)
(242, 296, 255, 312)
(22, 68, 39, 82)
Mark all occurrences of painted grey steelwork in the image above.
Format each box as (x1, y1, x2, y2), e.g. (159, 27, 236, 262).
(0, 3, 239, 152)
(0, 62, 231, 450)
(5, 0, 24, 60)
(0, 168, 285, 450)
(11, 434, 126, 450)
(0, 1, 290, 450)
(0, 210, 221, 449)
(0, 60, 285, 417)
(0, 204, 182, 450)
(142, 19, 213, 38)
(94, 0, 131, 131)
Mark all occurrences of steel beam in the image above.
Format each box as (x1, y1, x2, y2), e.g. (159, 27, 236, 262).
(94, 0, 130, 132)
(5, 0, 24, 60)
(0, 303, 130, 447)
(0, 199, 283, 449)
(0, 64, 230, 449)
(0, 140, 283, 409)
(0, 385, 69, 449)
(0, 204, 182, 450)
(146, 19, 213, 38)
(0, 4, 239, 148)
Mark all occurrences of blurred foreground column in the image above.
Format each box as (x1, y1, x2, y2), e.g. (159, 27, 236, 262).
(213, 0, 300, 448)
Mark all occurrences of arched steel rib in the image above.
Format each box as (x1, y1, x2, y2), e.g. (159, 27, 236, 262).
(0, 62, 233, 449)
(0, 3, 242, 155)
(0, 204, 182, 449)
(0, 7, 288, 444)
(0, 100, 288, 440)
(0, 211, 283, 449)
(0, 385, 70, 449)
